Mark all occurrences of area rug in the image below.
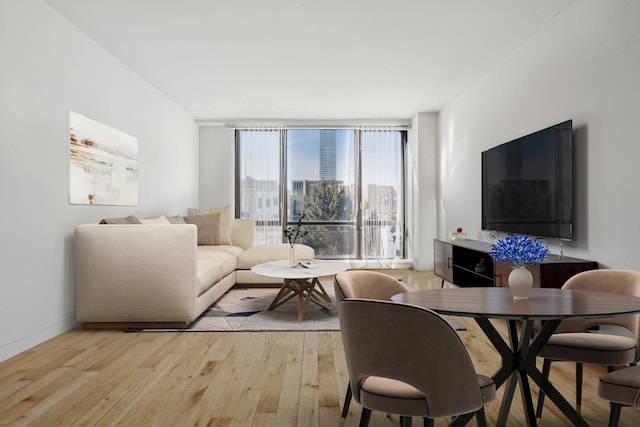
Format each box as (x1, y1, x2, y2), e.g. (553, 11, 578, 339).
(134, 283, 466, 332)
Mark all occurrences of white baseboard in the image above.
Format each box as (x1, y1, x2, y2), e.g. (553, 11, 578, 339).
(0, 317, 79, 363)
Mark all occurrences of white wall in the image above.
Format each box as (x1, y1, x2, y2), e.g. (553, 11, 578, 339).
(0, 0, 198, 361)
(199, 126, 235, 210)
(438, 0, 640, 269)
(407, 113, 438, 270)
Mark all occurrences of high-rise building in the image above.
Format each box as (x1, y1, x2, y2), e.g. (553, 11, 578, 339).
(319, 130, 336, 181)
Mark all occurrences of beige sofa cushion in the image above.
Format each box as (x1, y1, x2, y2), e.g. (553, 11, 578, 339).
(199, 245, 244, 257)
(189, 206, 232, 245)
(196, 247, 238, 296)
(231, 219, 255, 250)
(237, 243, 315, 269)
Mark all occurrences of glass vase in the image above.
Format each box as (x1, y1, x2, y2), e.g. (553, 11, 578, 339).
(289, 245, 296, 267)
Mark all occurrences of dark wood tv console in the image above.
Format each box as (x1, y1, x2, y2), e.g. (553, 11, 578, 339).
(434, 238, 598, 289)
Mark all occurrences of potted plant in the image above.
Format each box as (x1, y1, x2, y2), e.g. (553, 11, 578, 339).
(489, 234, 549, 299)
(284, 213, 308, 266)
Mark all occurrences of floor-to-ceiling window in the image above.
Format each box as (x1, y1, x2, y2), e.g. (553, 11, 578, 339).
(235, 128, 281, 244)
(286, 129, 357, 259)
(236, 127, 405, 261)
(360, 129, 405, 260)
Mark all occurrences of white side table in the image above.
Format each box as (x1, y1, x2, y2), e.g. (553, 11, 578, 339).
(251, 260, 348, 320)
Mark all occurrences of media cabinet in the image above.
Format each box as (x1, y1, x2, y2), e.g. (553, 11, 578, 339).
(434, 238, 598, 288)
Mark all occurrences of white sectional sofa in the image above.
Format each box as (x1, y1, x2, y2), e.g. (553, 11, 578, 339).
(74, 216, 314, 329)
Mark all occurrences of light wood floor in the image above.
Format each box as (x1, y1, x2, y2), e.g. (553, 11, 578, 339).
(1, 270, 639, 426)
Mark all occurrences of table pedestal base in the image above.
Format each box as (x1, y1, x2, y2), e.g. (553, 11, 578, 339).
(390, 287, 640, 427)
(475, 318, 588, 427)
(267, 277, 332, 321)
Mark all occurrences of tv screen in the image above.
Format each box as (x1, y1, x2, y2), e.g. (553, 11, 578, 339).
(482, 120, 573, 240)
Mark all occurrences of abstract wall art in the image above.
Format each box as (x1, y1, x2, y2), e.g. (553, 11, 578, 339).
(69, 111, 138, 206)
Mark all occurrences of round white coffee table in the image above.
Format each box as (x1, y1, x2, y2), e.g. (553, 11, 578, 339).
(251, 260, 348, 320)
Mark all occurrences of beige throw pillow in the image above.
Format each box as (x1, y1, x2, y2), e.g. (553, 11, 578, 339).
(188, 206, 232, 245)
(139, 216, 170, 224)
(166, 215, 186, 224)
(99, 215, 142, 224)
(184, 213, 221, 245)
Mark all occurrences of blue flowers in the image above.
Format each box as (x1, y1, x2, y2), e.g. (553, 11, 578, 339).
(489, 234, 549, 267)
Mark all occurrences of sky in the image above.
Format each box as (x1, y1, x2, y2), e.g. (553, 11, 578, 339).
(239, 129, 403, 186)
(287, 129, 353, 183)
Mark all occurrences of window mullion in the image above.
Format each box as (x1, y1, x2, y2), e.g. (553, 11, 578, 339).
(280, 129, 287, 243)
(355, 129, 363, 260)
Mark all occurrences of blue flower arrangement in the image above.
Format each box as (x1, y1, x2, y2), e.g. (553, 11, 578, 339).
(489, 234, 549, 267)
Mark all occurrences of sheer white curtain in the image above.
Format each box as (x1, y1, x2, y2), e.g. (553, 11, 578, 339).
(237, 128, 282, 244)
(236, 125, 405, 260)
(360, 129, 404, 267)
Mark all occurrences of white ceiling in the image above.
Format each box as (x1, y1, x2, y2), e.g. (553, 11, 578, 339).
(45, 0, 575, 121)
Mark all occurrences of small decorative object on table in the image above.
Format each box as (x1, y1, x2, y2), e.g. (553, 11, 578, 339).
(284, 213, 308, 267)
(485, 229, 499, 243)
(451, 227, 467, 240)
(489, 234, 549, 300)
(474, 258, 487, 273)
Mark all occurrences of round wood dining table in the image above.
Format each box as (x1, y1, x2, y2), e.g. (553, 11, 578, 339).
(392, 287, 640, 427)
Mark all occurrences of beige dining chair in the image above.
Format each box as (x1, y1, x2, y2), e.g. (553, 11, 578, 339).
(535, 269, 640, 419)
(598, 365, 640, 426)
(339, 298, 496, 427)
(334, 270, 410, 426)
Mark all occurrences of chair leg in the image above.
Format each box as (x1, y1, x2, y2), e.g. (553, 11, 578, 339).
(576, 362, 583, 412)
(448, 412, 474, 427)
(609, 402, 622, 427)
(359, 407, 372, 427)
(475, 407, 487, 427)
(423, 417, 434, 427)
(400, 416, 413, 427)
(339, 384, 352, 427)
(536, 358, 552, 418)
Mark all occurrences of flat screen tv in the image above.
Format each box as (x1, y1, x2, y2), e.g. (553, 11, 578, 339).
(481, 120, 573, 241)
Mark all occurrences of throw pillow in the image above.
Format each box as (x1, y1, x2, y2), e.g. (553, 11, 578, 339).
(188, 206, 232, 245)
(99, 215, 142, 224)
(139, 216, 170, 224)
(166, 215, 186, 224)
(184, 213, 221, 245)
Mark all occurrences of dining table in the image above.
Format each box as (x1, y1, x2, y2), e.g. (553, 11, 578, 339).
(391, 287, 640, 427)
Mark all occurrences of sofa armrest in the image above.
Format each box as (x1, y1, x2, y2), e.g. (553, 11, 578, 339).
(74, 224, 198, 323)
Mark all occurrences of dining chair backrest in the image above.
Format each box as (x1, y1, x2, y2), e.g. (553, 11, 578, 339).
(338, 298, 484, 419)
(334, 270, 412, 426)
(555, 269, 640, 358)
(334, 270, 409, 302)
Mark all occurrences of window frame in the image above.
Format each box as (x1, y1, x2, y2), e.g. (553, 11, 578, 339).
(235, 128, 406, 259)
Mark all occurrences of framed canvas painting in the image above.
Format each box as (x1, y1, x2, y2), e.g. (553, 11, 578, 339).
(69, 111, 138, 206)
